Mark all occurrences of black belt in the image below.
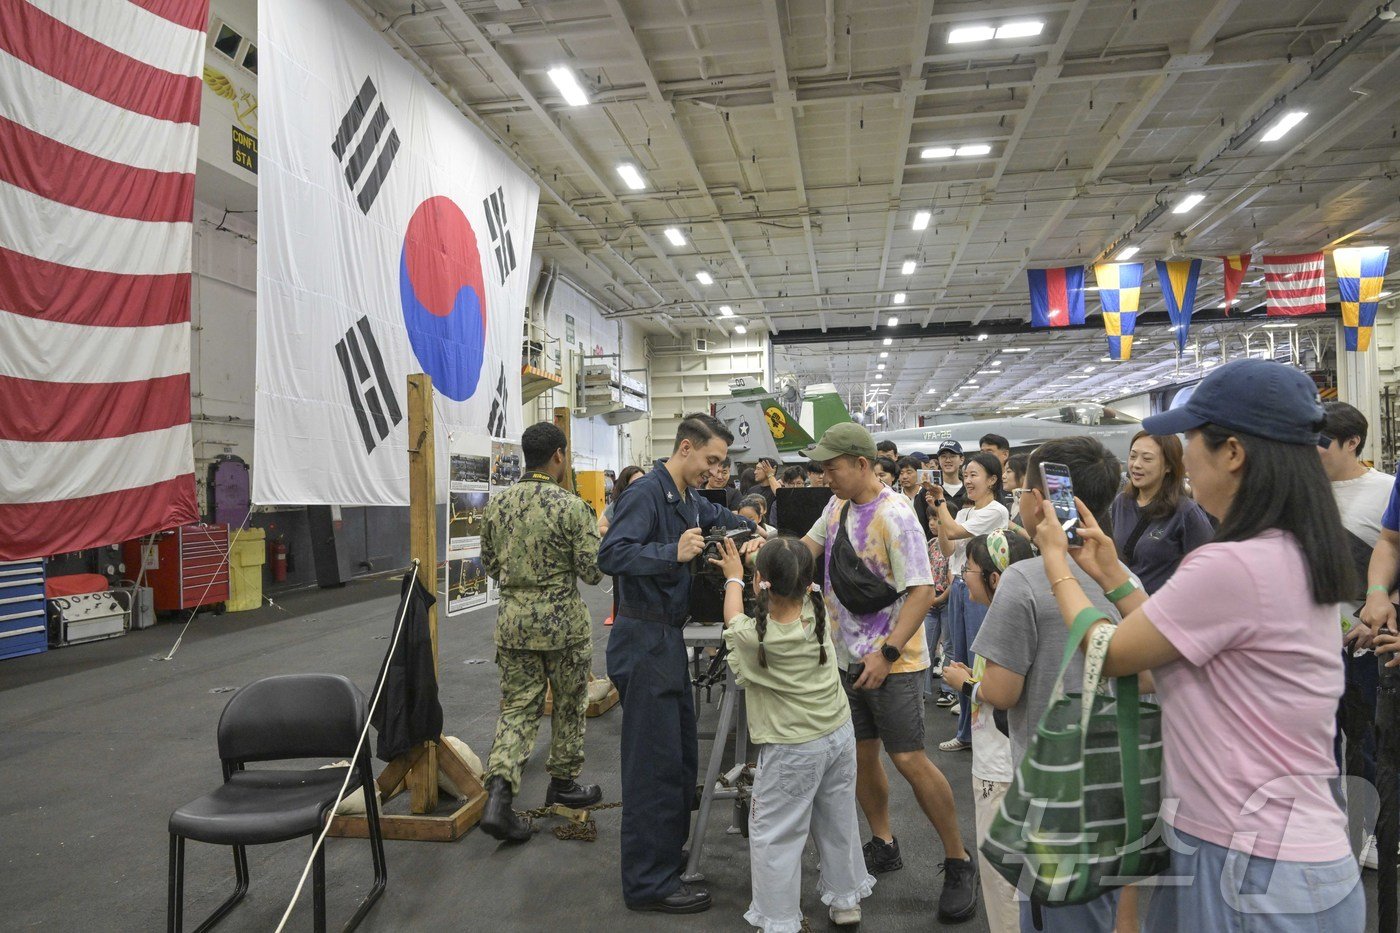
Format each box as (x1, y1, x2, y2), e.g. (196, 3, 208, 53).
(617, 604, 687, 627)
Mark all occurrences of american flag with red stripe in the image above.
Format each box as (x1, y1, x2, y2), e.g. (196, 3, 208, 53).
(0, 0, 208, 561)
(1263, 251, 1327, 317)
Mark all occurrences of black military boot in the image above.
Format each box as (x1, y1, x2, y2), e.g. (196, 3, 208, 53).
(480, 776, 532, 842)
(544, 776, 603, 808)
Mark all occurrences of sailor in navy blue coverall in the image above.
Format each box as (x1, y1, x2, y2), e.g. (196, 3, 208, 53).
(598, 422, 753, 913)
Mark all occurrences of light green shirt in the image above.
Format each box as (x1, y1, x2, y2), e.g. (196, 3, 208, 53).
(722, 599, 851, 745)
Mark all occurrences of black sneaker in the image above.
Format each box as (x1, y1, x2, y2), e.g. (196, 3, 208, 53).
(862, 836, 903, 874)
(935, 692, 958, 708)
(937, 855, 979, 923)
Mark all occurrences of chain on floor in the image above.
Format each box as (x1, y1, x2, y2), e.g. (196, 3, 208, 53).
(513, 800, 623, 842)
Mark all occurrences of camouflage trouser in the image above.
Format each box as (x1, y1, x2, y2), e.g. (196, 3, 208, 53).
(486, 641, 591, 794)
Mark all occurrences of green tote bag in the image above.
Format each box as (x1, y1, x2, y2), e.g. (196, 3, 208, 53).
(981, 608, 1170, 906)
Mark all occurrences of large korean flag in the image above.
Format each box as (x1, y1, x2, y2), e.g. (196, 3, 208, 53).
(255, 0, 538, 506)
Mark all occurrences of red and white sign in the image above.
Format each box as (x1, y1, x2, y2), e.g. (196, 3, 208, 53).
(0, 0, 209, 560)
(1263, 252, 1327, 317)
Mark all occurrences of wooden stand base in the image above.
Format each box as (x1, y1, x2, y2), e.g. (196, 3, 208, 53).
(543, 675, 620, 718)
(327, 736, 486, 843)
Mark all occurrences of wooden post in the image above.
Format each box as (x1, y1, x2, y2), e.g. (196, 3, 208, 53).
(406, 374, 439, 814)
(329, 373, 487, 842)
(553, 406, 573, 492)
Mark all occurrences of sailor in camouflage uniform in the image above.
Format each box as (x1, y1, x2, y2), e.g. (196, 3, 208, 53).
(479, 421, 604, 843)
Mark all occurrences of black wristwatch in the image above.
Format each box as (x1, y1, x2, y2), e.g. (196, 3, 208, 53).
(880, 643, 901, 663)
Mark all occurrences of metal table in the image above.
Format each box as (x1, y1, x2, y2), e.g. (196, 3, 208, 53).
(681, 623, 751, 883)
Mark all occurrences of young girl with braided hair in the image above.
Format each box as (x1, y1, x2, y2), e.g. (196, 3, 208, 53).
(943, 529, 1033, 933)
(711, 536, 874, 932)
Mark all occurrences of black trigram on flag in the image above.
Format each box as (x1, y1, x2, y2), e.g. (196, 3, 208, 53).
(332, 77, 400, 214)
(487, 364, 509, 439)
(483, 187, 517, 285)
(334, 316, 403, 454)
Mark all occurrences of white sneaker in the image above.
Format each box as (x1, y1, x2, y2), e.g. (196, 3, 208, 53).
(1361, 834, 1378, 870)
(949, 702, 961, 716)
(829, 904, 861, 926)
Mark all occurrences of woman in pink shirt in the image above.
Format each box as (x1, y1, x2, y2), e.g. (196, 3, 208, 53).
(1029, 359, 1362, 931)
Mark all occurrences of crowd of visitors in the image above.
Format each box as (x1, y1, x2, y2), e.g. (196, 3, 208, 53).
(584, 360, 1391, 932)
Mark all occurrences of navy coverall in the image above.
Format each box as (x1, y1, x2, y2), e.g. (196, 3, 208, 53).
(598, 460, 752, 905)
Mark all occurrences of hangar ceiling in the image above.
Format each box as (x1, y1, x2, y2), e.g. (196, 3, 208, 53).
(354, 0, 1400, 416)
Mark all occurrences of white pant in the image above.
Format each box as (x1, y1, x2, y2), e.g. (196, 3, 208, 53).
(745, 720, 875, 933)
(974, 777, 1022, 933)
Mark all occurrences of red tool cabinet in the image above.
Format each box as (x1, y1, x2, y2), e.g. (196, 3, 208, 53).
(122, 524, 230, 612)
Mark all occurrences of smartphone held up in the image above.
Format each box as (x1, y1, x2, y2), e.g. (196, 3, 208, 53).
(1038, 461, 1083, 547)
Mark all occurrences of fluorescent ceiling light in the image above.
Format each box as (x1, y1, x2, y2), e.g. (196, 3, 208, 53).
(921, 147, 956, 159)
(879, 351, 889, 358)
(663, 227, 687, 247)
(956, 144, 992, 157)
(990, 359, 1002, 366)
(1260, 110, 1307, 143)
(995, 20, 1044, 38)
(1172, 193, 1205, 214)
(901, 260, 917, 275)
(1262, 322, 1297, 329)
(887, 316, 900, 327)
(1002, 347, 1031, 353)
(883, 337, 893, 346)
(616, 163, 646, 190)
(1116, 245, 1140, 260)
(892, 293, 907, 305)
(1083, 366, 1096, 373)
(977, 333, 988, 341)
(948, 24, 996, 43)
(695, 270, 714, 285)
(547, 66, 589, 107)
(977, 369, 999, 375)
(912, 210, 931, 231)
(877, 363, 886, 371)
(719, 305, 733, 317)
(734, 323, 747, 334)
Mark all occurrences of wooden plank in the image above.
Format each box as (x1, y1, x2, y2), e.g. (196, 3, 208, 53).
(327, 795, 485, 843)
(552, 406, 574, 492)
(438, 740, 486, 800)
(406, 373, 439, 814)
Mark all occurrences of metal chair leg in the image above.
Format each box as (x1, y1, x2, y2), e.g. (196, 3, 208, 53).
(344, 768, 387, 932)
(312, 839, 327, 933)
(168, 834, 184, 933)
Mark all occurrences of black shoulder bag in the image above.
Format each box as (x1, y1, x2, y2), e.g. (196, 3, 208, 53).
(828, 501, 903, 615)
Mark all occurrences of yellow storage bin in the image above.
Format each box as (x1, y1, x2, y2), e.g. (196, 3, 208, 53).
(227, 527, 266, 613)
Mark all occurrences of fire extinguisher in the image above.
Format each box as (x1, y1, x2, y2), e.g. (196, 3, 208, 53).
(269, 539, 288, 583)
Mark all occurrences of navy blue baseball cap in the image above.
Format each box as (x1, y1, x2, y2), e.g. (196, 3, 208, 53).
(936, 439, 963, 456)
(1142, 359, 1324, 445)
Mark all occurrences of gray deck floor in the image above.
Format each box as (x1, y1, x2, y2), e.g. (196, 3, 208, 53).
(0, 575, 1384, 931)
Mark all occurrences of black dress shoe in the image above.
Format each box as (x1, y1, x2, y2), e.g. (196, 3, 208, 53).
(626, 885, 712, 914)
(480, 776, 532, 843)
(544, 777, 603, 808)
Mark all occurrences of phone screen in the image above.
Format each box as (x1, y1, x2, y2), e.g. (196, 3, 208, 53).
(917, 469, 938, 486)
(1039, 461, 1082, 545)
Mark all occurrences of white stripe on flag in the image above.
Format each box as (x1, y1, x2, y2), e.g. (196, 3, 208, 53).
(1265, 261, 1324, 275)
(23, 0, 206, 78)
(0, 315, 190, 384)
(0, 424, 193, 504)
(0, 49, 199, 173)
(0, 180, 192, 276)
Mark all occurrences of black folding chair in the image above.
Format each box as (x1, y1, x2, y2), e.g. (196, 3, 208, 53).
(167, 673, 387, 932)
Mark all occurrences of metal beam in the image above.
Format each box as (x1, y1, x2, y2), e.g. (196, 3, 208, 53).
(432, 0, 714, 322)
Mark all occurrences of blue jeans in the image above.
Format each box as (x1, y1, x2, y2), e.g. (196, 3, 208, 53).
(923, 604, 949, 698)
(1144, 827, 1363, 932)
(948, 576, 988, 743)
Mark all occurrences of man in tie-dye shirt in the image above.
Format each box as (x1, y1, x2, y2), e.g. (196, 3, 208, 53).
(798, 423, 980, 925)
